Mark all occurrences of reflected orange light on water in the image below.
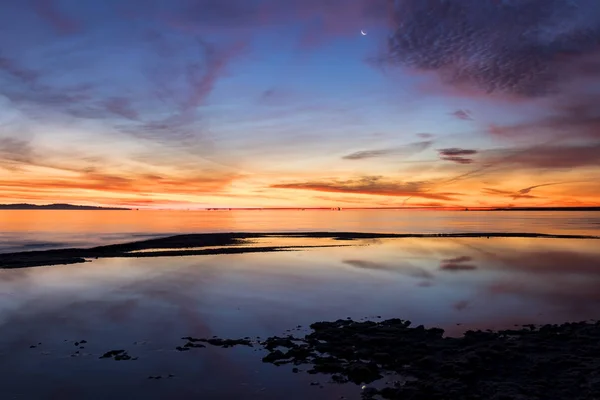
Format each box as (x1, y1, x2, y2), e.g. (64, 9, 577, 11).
(1, 209, 600, 237)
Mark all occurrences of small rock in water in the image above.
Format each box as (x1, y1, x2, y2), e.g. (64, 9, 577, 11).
(115, 353, 131, 361)
(183, 342, 206, 349)
(181, 337, 253, 348)
(100, 350, 124, 358)
(100, 349, 135, 361)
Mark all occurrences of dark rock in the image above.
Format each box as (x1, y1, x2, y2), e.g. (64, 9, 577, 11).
(100, 350, 125, 359)
(100, 349, 135, 361)
(249, 317, 600, 399)
(262, 337, 296, 351)
(285, 346, 311, 360)
(181, 336, 202, 342)
(346, 362, 382, 384)
(372, 352, 392, 363)
(184, 342, 206, 349)
(262, 350, 287, 363)
(312, 357, 344, 374)
(183, 337, 253, 348)
(331, 374, 348, 384)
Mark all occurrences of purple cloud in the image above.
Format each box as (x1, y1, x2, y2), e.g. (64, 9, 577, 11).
(451, 109, 473, 120)
(388, 0, 600, 98)
(438, 148, 478, 164)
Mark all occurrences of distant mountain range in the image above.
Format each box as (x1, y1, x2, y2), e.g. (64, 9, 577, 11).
(0, 203, 130, 210)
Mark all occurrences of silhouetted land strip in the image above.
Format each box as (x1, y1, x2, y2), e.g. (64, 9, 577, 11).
(1, 231, 598, 269)
(0, 203, 130, 210)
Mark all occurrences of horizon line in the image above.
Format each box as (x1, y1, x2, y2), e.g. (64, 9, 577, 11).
(2, 203, 600, 211)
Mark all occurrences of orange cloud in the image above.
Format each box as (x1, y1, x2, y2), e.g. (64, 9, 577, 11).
(0, 169, 241, 203)
(271, 176, 461, 201)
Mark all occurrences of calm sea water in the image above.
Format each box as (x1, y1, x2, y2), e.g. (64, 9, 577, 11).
(1, 237, 600, 399)
(1, 210, 600, 399)
(1, 209, 599, 253)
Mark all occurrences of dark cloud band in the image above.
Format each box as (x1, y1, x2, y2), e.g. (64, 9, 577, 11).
(388, 0, 600, 97)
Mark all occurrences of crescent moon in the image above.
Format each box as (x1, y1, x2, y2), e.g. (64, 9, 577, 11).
(360, 29, 367, 36)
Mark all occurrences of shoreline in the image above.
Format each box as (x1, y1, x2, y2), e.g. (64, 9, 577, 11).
(2, 206, 600, 211)
(256, 317, 600, 399)
(1, 231, 599, 269)
(13, 316, 600, 399)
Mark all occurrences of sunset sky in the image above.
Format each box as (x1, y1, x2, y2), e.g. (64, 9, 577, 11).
(1, 0, 599, 208)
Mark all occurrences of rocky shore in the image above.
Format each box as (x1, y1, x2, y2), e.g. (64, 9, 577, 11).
(257, 318, 600, 399)
(21, 317, 600, 399)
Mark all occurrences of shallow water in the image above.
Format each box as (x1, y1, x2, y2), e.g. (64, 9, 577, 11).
(1, 209, 599, 253)
(1, 237, 599, 399)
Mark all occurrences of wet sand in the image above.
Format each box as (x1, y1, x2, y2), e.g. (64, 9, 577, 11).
(2, 231, 598, 269)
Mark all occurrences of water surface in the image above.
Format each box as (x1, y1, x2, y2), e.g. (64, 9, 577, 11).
(1, 237, 599, 399)
(1, 209, 599, 253)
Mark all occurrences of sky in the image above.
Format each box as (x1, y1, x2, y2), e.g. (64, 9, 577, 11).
(1, 0, 599, 209)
